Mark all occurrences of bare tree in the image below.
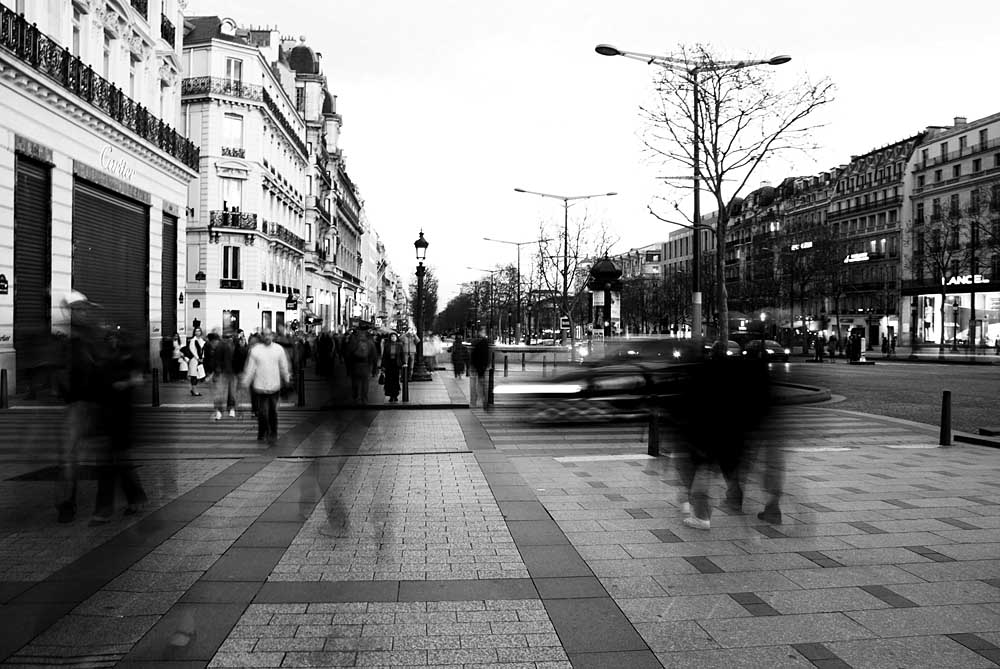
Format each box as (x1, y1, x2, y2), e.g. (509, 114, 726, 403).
(642, 44, 835, 341)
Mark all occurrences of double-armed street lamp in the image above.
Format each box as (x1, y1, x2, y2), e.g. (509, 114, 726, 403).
(595, 43, 790, 339)
(513, 188, 617, 343)
(411, 231, 432, 382)
(483, 236, 552, 344)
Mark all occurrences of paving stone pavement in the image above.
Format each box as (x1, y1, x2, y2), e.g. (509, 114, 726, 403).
(1, 386, 999, 668)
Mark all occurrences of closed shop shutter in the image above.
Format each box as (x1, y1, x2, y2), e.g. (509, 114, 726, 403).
(161, 212, 178, 339)
(13, 157, 52, 394)
(72, 180, 150, 368)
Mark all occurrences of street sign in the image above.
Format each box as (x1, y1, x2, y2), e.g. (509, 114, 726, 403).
(560, 316, 570, 329)
(285, 296, 297, 310)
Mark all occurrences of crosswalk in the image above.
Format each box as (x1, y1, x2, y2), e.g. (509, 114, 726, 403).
(0, 407, 304, 461)
(473, 405, 940, 457)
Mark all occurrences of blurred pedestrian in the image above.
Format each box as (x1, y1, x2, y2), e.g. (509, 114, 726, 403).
(451, 335, 469, 378)
(881, 336, 890, 358)
(91, 328, 147, 524)
(380, 332, 405, 403)
(814, 334, 826, 362)
(211, 329, 238, 420)
(160, 335, 174, 383)
(827, 334, 837, 360)
(54, 291, 105, 523)
(241, 328, 290, 446)
(185, 327, 206, 395)
(344, 329, 378, 404)
(469, 328, 491, 409)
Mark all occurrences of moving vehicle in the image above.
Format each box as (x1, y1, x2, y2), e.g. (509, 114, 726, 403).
(743, 339, 791, 362)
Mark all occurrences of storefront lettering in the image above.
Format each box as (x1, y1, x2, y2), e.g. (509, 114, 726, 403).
(843, 252, 869, 263)
(99, 146, 135, 182)
(943, 274, 988, 286)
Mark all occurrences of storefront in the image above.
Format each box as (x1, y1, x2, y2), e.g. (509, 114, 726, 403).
(902, 275, 1000, 348)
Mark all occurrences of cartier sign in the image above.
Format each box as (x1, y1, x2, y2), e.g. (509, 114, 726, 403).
(100, 145, 135, 182)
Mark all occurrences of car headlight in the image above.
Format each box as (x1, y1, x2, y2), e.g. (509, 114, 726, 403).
(784, 348, 791, 355)
(765, 348, 775, 354)
(672, 349, 681, 358)
(726, 350, 734, 356)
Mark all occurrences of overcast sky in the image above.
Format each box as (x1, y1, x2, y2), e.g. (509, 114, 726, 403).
(187, 0, 998, 304)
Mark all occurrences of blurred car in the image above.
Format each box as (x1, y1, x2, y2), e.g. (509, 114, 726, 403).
(493, 359, 700, 422)
(703, 340, 743, 358)
(604, 338, 707, 364)
(743, 339, 791, 362)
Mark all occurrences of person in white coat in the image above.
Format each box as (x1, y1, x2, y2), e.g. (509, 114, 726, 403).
(241, 328, 290, 446)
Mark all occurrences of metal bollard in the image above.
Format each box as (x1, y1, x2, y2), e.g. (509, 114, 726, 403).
(488, 367, 495, 406)
(297, 365, 306, 407)
(0, 369, 8, 409)
(521, 352, 526, 371)
(939, 390, 952, 446)
(402, 362, 410, 403)
(504, 355, 508, 378)
(542, 356, 546, 378)
(647, 411, 659, 457)
(151, 367, 160, 407)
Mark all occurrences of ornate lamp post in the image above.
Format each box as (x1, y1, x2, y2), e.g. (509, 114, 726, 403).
(411, 231, 432, 382)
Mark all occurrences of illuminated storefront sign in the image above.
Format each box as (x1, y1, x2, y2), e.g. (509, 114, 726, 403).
(943, 274, 989, 286)
(790, 241, 813, 251)
(843, 252, 869, 263)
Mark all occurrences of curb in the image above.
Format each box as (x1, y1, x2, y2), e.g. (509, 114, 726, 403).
(773, 381, 831, 406)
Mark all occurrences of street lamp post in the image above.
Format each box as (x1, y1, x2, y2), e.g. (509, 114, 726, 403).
(595, 44, 790, 339)
(484, 236, 551, 345)
(514, 188, 617, 345)
(411, 231, 432, 382)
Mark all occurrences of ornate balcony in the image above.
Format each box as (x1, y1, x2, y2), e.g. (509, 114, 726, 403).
(209, 210, 258, 230)
(262, 87, 308, 157)
(220, 279, 243, 289)
(181, 76, 263, 102)
(221, 146, 245, 158)
(160, 14, 174, 45)
(0, 6, 199, 170)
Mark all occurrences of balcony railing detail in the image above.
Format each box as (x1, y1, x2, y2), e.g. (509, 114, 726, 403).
(220, 278, 243, 289)
(828, 195, 902, 220)
(221, 146, 245, 158)
(0, 6, 199, 170)
(181, 76, 263, 101)
(160, 14, 174, 45)
(209, 210, 257, 230)
(131, 0, 148, 19)
(262, 87, 308, 158)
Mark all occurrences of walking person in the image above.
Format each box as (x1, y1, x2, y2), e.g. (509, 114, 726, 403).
(451, 335, 468, 378)
(814, 334, 826, 362)
(380, 332, 405, 403)
(469, 328, 491, 409)
(241, 328, 290, 447)
(344, 329, 378, 404)
(54, 291, 106, 523)
(827, 334, 837, 361)
(91, 327, 147, 524)
(211, 330, 238, 420)
(185, 327, 206, 396)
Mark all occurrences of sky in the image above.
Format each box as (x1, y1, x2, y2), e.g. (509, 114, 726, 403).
(186, 0, 999, 304)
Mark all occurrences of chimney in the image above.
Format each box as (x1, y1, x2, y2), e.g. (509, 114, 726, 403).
(954, 116, 968, 126)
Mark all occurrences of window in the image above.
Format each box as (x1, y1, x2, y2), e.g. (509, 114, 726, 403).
(220, 177, 243, 210)
(226, 58, 242, 88)
(950, 194, 960, 217)
(940, 142, 948, 159)
(973, 158, 982, 173)
(959, 136, 967, 152)
(917, 175, 925, 188)
(295, 87, 305, 111)
(889, 210, 897, 223)
(102, 33, 111, 79)
(915, 202, 924, 223)
(889, 236, 899, 258)
(222, 246, 240, 279)
(932, 198, 941, 220)
(305, 222, 313, 244)
(921, 148, 928, 166)
(934, 169, 942, 183)
(222, 113, 243, 148)
(979, 129, 989, 147)
(307, 175, 313, 195)
(953, 164, 961, 179)
(916, 232, 924, 254)
(129, 60, 136, 99)
(72, 8, 82, 57)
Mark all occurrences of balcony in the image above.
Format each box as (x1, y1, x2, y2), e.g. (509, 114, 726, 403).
(828, 195, 903, 220)
(262, 87, 308, 158)
(221, 146, 245, 158)
(220, 279, 243, 290)
(209, 210, 257, 230)
(131, 0, 148, 19)
(182, 76, 263, 102)
(0, 7, 199, 170)
(160, 14, 174, 45)
(265, 221, 305, 251)
(307, 195, 330, 223)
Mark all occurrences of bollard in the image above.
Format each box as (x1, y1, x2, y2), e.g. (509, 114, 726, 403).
(521, 352, 526, 371)
(503, 355, 508, 378)
(488, 367, 495, 406)
(297, 365, 306, 407)
(542, 356, 546, 378)
(402, 361, 410, 403)
(939, 390, 952, 446)
(151, 367, 160, 407)
(647, 411, 659, 457)
(0, 368, 8, 409)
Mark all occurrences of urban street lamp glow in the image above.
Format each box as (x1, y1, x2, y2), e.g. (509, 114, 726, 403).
(414, 230, 428, 262)
(411, 230, 432, 382)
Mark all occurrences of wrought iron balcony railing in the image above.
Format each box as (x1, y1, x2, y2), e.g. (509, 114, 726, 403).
(160, 14, 174, 45)
(181, 76, 263, 102)
(262, 87, 308, 158)
(0, 5, 199, 170)
(209, 210, 257, 230)
(221, 146, 245, 158)
(220, 278, 243, 289)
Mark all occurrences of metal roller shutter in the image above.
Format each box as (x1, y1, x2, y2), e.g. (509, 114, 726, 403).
(72, 180, 150, 369)
(161, 212, 178, 340)
(13, 157, 52, 394)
